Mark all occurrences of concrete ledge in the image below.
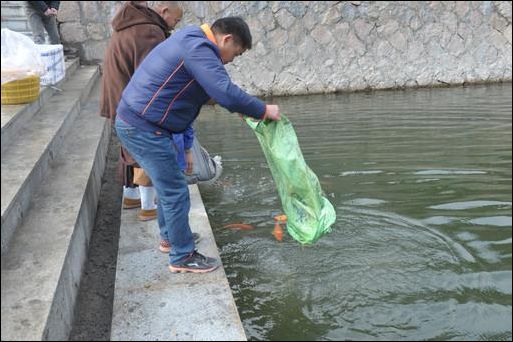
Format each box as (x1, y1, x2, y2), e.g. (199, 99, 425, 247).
(1, 57, 80, 154)
(111, 185, 247, 341)
(0, 65, 99, 255)
(1, 82, 110, 340)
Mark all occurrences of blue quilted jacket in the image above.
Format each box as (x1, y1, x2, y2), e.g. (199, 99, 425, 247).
(117, 25, 266, 135)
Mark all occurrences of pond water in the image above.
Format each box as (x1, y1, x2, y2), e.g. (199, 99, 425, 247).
(196, 83, 512, 341)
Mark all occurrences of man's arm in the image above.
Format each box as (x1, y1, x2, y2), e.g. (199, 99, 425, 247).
(183, 42, 266, 120)
(183, 126, 194, 175)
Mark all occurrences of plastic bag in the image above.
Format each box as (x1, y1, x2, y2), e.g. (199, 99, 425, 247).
(1, 28, 45, 85)
(245, 114, 336, 244)
(186, 138, 223, 185)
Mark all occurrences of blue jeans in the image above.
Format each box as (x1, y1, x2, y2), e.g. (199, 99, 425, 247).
(115, 117, 195, 263)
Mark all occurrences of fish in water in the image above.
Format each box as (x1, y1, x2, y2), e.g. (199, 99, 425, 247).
(223, 223, 255, 231)
(272, 222, 284, 241)
(274, 214, 287, 222)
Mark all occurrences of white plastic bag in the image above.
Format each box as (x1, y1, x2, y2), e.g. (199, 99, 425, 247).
(1, 28, 45, 84)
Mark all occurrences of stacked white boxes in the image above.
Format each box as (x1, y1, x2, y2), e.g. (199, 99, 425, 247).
(36, 44, 65, 86)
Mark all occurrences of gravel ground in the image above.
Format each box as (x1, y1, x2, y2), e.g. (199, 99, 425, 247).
(70, 130, 122, 341)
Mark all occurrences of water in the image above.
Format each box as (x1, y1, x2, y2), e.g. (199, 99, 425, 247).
(195, 84, 512, 341)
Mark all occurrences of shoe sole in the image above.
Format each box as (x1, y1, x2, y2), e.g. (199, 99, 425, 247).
(123, 203, 141, 209)
(138, 215, 157, 221)
(168, 265, 219, 273)
(159, 245, 170, 253)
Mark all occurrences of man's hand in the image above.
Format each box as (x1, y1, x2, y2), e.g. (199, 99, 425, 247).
(264, 104, 281, 121)
(185, 150, 193, 175)
(50, 8, 58, 16)
(44, 8, 53, 16)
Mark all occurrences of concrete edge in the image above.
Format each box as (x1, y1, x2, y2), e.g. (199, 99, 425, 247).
(44, 117, 111, 340)
(110, 184, 247, 341)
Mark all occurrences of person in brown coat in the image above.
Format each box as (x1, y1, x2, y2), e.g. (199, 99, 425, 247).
(100, 1, 183, 221)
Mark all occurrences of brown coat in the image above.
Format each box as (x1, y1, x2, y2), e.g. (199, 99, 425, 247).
(100, 1, 169, 121)
(100, 1, 169, 186)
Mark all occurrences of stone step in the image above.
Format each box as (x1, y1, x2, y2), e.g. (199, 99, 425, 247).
(0, 4, 26, 18)
(111, 185, 247, 341)
(0, 65, 99, 255)
(1, 57, 80, 154)
(1, 16, 29, 31)
(1, 80, 110, 341)
(1, 0, 25, 6)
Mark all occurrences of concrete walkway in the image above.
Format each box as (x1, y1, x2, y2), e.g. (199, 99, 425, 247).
(111, 185, 247, 341)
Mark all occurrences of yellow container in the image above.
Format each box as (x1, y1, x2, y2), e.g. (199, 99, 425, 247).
(1, 75, 40, 105)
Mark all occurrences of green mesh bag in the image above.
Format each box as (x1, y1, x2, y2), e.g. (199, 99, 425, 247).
(245, 114, 336, 244)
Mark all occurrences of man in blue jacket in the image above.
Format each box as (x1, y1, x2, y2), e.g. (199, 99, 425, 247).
(115, 17, 280, 273)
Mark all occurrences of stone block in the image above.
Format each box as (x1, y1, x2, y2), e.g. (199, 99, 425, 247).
(311, 25, 333, 45)
(504, 24, 512, 45)
(354, 18, 374, 40)
(276, 8, 296, 29)
(494, 0, 512, 20)
(82, 40, 108, 64)
(60, 22, 87, 43)
(79, 2, 99, 21)
(86, 23, 108, 41)
(57, 1, 80, 22)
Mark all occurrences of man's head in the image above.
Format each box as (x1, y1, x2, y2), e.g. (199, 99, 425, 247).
(150, 1, 183, 31)
(211, 17, 252, 64)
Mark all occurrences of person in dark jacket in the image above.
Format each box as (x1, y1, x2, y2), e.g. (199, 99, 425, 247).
(100, 1, 183, 221)
(26, 1, 61, 44)
(115, 17, 281, 274)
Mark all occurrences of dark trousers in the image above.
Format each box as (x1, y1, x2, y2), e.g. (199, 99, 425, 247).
(26, 6, 61, 44)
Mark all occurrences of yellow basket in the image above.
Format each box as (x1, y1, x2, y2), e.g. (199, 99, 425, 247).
(1, 75, 40, 105)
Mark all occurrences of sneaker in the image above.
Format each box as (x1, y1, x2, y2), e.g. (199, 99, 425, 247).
(138, 208, 157, 221)
(159, 233, 201, 253)
(168, 251, 218, 273)
(123, 197, 141, 209)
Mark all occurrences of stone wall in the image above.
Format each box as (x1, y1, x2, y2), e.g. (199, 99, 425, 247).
(58, 1, 123, 63)
(59, 1, 512, 96)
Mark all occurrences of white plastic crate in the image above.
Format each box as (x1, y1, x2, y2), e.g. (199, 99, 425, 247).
(36, 44, 65, 86)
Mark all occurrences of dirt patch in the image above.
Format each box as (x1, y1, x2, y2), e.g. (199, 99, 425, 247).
(70, 129, 122, 341)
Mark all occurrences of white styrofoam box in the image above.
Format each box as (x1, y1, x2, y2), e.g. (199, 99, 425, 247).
(36, 44, 65, 86)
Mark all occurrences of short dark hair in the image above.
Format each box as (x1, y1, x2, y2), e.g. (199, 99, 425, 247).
(211, 17, 252, 50)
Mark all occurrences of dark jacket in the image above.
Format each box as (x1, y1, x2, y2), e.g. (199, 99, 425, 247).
(117, 25, 266, 136)
(100, 1, 169, 122)
(27, 1, 60, 13)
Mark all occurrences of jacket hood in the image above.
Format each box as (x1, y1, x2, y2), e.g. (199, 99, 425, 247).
(112, 2, 168, 33)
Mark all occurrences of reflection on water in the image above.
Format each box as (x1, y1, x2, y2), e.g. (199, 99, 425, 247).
(196, 83, 512, 341)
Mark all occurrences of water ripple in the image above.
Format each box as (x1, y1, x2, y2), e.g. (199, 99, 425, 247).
(429, 201, 512, 210)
